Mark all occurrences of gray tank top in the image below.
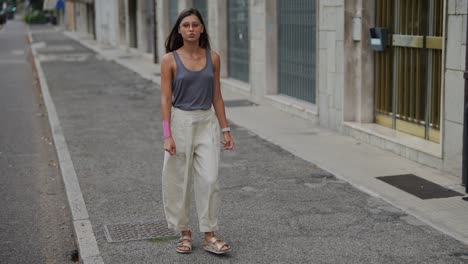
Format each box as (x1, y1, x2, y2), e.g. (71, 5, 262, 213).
(171, 50, 214, 110)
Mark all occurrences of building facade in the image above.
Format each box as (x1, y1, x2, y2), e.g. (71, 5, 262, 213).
(341, 0, 465, 179)
(69, 0, 96, 39)
(70, 0, 467, 183)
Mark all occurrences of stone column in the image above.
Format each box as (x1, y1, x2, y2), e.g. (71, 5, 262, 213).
(118, 0, 126, 46)
(343, 0, 375, 124)
(443, 2, 468, 176)
(137, 0, 148, 52)
(249, 0, 276, 101)
(265, 0, 277, 96)
(94, 0, 101, 42)
(207, 0, 227, 77)
(112, 0, 120, 46)
(317, 1, 345, 130)
(156, 0, 169, 62)
(125, 0, 131, 47)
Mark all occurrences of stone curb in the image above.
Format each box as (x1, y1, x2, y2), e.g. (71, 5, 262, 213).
(27, 29, 104, 264)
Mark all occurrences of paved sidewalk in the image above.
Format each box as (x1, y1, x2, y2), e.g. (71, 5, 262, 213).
(29, 25, 468, 263)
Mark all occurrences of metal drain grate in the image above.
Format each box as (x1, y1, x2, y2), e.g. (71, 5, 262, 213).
(377, 174, 464, 200)
(224, 99, 257, 107)
(103, 221, 176, 243)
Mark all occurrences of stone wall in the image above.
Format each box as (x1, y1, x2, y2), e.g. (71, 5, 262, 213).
(74, 2, 88, 36)
(318, 0, 345, 131)
(444, 0, 467, 177)
(95, 0, 119, 46)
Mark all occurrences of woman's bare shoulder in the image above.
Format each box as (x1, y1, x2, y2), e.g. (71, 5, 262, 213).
(210, 50, 220, 60)
(161, 52, 177, 74)
(210, 50, 220, 66)
(161, 52, 175, 64)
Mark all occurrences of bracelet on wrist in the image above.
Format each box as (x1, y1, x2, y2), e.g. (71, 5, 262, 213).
(162, 120, 171, 138)
(221, 127, 231, 133)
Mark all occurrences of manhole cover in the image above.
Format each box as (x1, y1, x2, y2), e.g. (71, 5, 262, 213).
(224, 99, 257, 107)
(377, 174, 464, 200)
(103, 221, 176, 243)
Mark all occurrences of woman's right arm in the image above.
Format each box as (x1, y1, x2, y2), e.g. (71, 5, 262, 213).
(161, 53, 176, 155)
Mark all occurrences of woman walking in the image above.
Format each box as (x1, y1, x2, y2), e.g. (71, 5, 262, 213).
(160, 8, 233, 255)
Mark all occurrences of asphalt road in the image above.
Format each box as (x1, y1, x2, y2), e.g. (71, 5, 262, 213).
(0, 19, 77, 263)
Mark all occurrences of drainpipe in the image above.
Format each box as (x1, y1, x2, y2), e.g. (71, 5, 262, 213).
(153, 0, 158, 64)
(463, 4, 468, 193)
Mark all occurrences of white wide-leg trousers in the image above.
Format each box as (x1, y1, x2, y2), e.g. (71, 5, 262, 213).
(162, 108, 221, 232)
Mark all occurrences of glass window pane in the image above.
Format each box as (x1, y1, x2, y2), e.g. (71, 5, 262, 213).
(193, 0, 208, 28)
(168, 0, 178, 29)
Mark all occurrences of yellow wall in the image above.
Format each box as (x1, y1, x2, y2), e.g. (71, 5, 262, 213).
(66, 1, 74, 31)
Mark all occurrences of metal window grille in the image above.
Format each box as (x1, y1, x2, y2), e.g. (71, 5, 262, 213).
(193, 0, 208, 28)
(277, 0, 316, 103)
(168, 0, 178, 29)
(227, 0, 249, 82)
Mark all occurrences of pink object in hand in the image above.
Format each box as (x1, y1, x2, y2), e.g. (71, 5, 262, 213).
(163, 120, 171, 138)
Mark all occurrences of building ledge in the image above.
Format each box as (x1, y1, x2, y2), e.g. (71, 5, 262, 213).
(343, 121, 443, 169)
(221, 78, 251, 98)
(264, 94, 318, 123)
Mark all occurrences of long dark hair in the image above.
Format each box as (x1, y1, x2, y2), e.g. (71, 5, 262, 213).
(165, 8, 211, 53)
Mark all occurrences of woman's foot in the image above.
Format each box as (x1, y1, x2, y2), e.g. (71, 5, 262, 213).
(203, 232, 231, 254)
(176, 230, 192, 254)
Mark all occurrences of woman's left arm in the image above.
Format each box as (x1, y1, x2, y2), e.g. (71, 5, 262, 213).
(211, 51, 234, 150)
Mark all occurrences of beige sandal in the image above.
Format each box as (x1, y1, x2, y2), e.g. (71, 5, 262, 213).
(203, 237, 231, 255)
(176, 236, 193, 254)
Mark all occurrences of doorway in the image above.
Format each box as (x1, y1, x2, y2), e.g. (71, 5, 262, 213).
(374, 0, 443, 143)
